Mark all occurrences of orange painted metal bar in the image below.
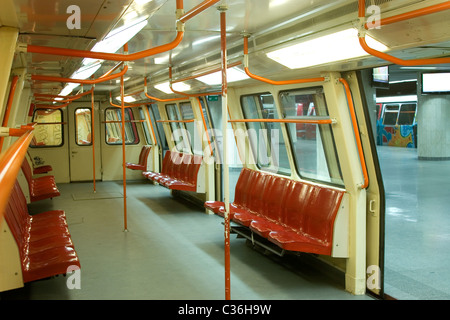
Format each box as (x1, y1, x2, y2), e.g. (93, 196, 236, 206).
(102, 120, 146, 123)
(32, 65, 129, 85)
(178, 0, 222, 23)
(0, 127, 35, 224)
(363, 1, 450, 29)
(0, 76, 19, 151)
(220, 8, 231, 301)
(172, 61, 242, 83)
(229, 118, 333, 124)
(169, 66, 222, 97)
(339, 78, 369, 189)
(358, 0, 450, 66)
(27, 33, 184, 62)
(156, 119, 195, 123)
(243, 37, 325, 85)
(26, 2, 186, 62)
(120, 74, 128, 232)
(91, 89, 96, 193)
(34, 87, 95, 103)
(35, 122, 67, 125)
(99, 62, 124, 79)
(35, 102, 72, 110)
(144, 78, 187, 102)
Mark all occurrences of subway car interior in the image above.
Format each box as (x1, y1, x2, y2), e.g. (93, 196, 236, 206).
(1, 0, 450, 301)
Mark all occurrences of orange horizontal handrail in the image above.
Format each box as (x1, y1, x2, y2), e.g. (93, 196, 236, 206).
(243, 37, 325, 85)
(144, 78, 187, 102)
(229, 118, 334, 124)
(35, 122, 67, 125)
(358, 0, 450, 66)
(364, 1, 450, 29)
(35, 102, 72, 110)
(25, 0, 219, 62)
(157, 119, 195, 123)
(27, 33, 184, 62)
(169, 66, 222, 97)
(171, 61, 242, 84)
(34, 87, 95, 103)
(32, 65, 129, 85)
(102, 120, 146, 123)
(0, 127, 35, 223)
(339, 78, 369, 189)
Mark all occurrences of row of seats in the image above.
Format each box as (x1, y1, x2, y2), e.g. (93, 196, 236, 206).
(3, 180, 80, 283)
(205, 168, 345, 256)
(21, 158, 60, 202)
(143, 151, 202, 192)
(125, 145, 152, 171)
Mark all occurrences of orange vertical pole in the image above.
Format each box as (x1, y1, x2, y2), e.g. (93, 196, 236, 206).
(121, 73, 128, 232)
(220, 5, 231, 301)
(0, 75, 19, 151)
(91, 88, 96, 193)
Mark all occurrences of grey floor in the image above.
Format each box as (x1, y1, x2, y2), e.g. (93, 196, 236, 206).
(1, 178, 372, 300)
(379, 146, 450, 300)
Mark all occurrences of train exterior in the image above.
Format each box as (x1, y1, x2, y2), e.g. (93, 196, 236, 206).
(1, 0, 450, 302)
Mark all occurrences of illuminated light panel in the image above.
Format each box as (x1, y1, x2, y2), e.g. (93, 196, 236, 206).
(266, 28, 388, 69)
(196, 67, 250, 85)
(155, 82, 191, 94)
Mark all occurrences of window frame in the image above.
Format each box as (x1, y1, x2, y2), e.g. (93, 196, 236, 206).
(104, 107, 140, 145)
(74, 107, 92, 146)
(240, 92, 292, 176)
(278, 87, 344, 187)
(30, 108, 64, 148)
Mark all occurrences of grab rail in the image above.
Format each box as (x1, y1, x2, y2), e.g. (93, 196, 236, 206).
(358, 0, 450, 66)
(0, 125, 35, 223)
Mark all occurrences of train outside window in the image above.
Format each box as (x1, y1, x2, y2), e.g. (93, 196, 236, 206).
(104, 108, 139, 145)
(279, 88, 344, 186)
(30, 109, 63, 148)
(165, 103, 191, 153)
(75, 108, 92, 146)
(241, 93, 291, 176)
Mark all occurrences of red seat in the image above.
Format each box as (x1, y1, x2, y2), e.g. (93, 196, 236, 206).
(3, 181, 80, 283)
(205, 168, 345, 256)
(143, 151, 202, 193)
(21, 158, 60, 202)
(126, 145, 152, 171)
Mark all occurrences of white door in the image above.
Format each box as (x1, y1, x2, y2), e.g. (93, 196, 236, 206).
(68, 102, 102, 181)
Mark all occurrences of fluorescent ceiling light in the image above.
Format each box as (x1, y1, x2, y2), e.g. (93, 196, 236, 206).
(155, 82, 191, 94)
(59, 83, 82, 97)
(83, 18, 148, 65)
(266, 28, 388, 69)
(116, 96, 137, 103)
(196, 67, 250, 85)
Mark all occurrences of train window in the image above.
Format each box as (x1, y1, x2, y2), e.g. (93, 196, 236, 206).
(240, 93, 291, 176)
(30, 109, 63, 148)
(148, 104, 167, 152)
(180, 102, 200, 153)
(104, 108, 140, 145)
(397, 103, 416, 125)
(75, 108, 92, 146)
(166, 104, 190, 152)
(279, 88, 344, 186)
(383, 104, 400, 125)
(139, 108, 152, 145)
